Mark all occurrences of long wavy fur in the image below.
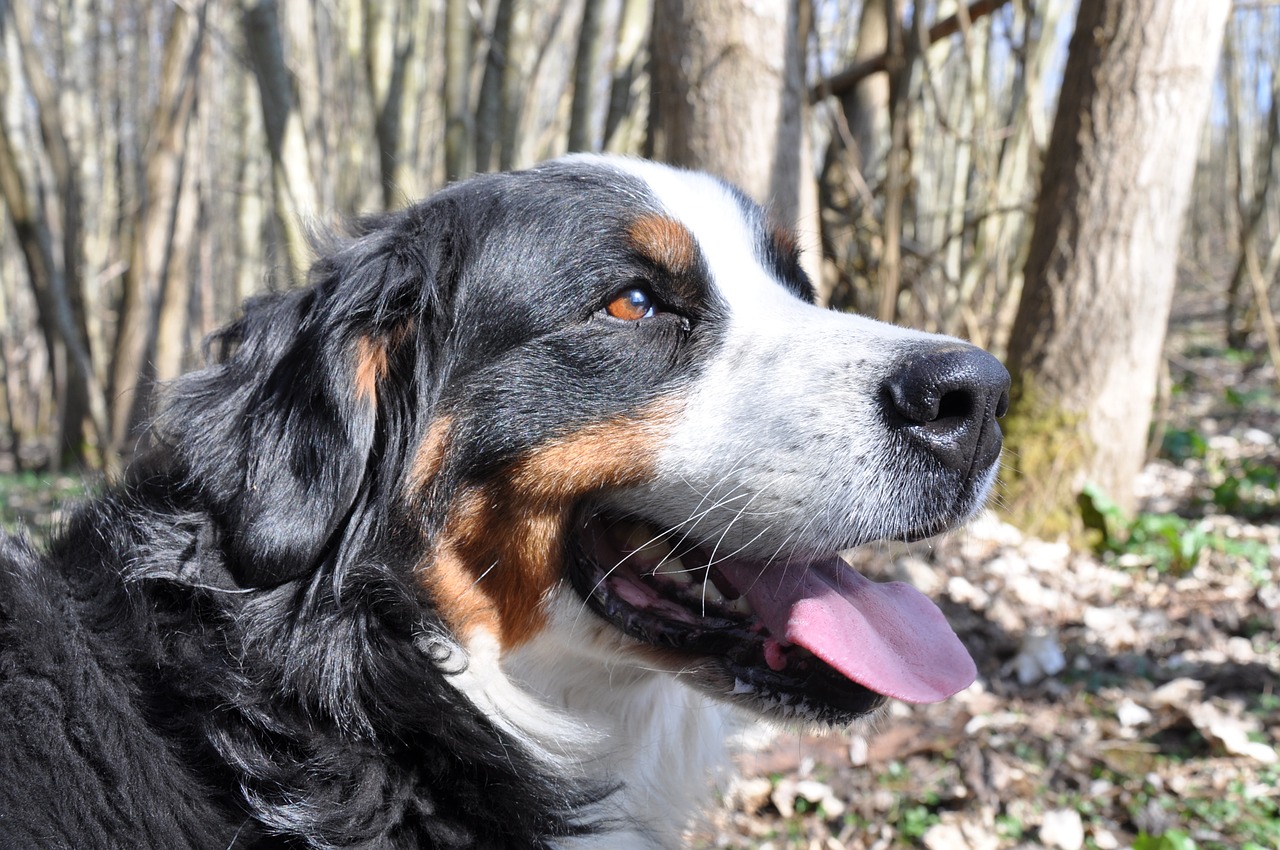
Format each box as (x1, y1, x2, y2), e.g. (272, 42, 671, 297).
(0, 188, 609, 849)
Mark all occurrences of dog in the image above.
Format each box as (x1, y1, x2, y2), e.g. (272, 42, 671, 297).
(0, 155, 1008, 849)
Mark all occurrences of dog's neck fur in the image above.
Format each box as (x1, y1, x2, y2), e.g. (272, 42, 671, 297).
(446, 590, 736, 849)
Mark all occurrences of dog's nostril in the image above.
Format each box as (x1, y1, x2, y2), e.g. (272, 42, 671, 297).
(935, 388, 975, 423)
(881, 345, 1011, 472)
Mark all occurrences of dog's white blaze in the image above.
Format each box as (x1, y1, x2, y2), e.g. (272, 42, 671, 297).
(606, 156, 971, 553)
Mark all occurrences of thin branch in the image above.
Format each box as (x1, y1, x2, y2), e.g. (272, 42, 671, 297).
(1245, 241, 1280, 384)
(810, 0, 1012, 103)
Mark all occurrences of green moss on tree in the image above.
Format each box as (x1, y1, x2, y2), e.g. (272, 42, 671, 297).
(996, 377, 1092, 542)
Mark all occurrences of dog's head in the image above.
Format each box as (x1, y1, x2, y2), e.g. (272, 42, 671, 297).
(164, 155, 1007, 728)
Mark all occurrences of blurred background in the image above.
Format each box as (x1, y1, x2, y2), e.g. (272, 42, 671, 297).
(0, 2, 1277, 848)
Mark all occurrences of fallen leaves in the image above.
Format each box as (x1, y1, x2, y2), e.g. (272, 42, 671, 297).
(692, 495, 1280, 849)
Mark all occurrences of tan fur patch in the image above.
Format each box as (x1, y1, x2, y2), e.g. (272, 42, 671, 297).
(354, 336, 389, 403)
(771, 223, 799, 259)
(627, 214, 698, 277)
(422, 405, 675, 649)
(420, 488, 505, 639)
(408, 416, 454, 495)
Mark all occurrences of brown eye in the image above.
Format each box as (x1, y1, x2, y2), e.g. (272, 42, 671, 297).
(605, 287, 656, 321)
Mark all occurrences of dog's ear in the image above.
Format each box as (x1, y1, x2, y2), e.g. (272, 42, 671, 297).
(163, 217, 446, 587)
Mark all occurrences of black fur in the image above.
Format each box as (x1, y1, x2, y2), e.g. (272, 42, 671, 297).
(0, 161, 741, 849)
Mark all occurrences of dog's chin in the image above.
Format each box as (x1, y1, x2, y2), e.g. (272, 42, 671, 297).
(566, 505, 980, 727)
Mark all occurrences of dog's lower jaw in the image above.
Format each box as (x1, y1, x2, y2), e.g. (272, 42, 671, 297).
(452, 588, 735, 849)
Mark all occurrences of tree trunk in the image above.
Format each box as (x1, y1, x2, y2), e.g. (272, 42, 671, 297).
(602, 0, 651, 154)
(566, 0, 609, 152)
(151, 74, 207, 387)
(498, 1, 534, 171)
(231, 55, 267, 307)
(109, 3, 205, 454)
(0, 118, 65, 464)
(816, 0, 1016, 312)
(1000, 0, 1230, 535)
(648, 0, 816, 277)
(842, 0, 891, 180)
(7, 1, 107, 469)
(0, 295, 20, 468)
(875, 0, 916, 323)
(1223, 23, 1280, 351)
(817, 0, 888, 310)
(957, 0, 1069, 352)
(474, 0, 516, 172)
(364, 0, 416, 205)
(443, 0, 474, 180)
(244, 0, 322, 278)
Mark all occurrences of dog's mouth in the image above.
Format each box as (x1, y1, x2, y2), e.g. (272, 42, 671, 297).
(568, 512, 977, 724)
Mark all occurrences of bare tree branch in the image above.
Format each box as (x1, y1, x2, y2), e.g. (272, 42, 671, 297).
(810, 0, 1012, 103)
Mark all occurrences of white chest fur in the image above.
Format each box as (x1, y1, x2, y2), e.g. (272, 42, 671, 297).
(442, 590, 737, 849)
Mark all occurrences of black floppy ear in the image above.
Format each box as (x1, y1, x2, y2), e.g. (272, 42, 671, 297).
(227, 311, 378, 586)
(165, 220, 440, 587)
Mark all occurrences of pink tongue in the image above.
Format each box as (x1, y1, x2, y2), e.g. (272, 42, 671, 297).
(721, 556, 976, 703)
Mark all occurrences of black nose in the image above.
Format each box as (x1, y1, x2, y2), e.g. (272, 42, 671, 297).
(880, 345, 1011, 473)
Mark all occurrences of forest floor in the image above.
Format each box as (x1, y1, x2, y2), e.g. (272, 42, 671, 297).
(1, 294, 1276, 850)
(692, 298, 1280, 850)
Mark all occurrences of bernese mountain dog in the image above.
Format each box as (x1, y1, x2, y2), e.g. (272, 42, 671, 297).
(0, 156, 1008, 849)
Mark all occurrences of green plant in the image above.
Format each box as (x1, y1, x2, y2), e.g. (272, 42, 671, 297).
(1079, 482, 1273, 574)
(1160, 426, 1209, 462)
(1134, 830, 1198, 850)
(1223, 385, 1269, 408)
(995, 812, 1026, 840)
(897, 804, 939, 842)
(1079, 484, 1206, 574)
(1208, 457, 1279, 518)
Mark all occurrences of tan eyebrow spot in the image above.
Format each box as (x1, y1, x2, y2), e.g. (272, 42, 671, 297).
(627, 214, 698, 277)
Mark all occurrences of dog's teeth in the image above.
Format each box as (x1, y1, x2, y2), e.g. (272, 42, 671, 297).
(724, 597, 753, 617)
(623, 524, 673, 563)
(623, 524, 653, 550)
(654, 556, 687, 579)
(708, 565, 741, 600)
(732, 678, 755, 695)
(701, 582, 728, 605)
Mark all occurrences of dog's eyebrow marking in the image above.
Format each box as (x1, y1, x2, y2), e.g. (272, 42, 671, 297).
(354, 336, 389, 403)
(627, 214, 699, 277)
(423, 404, 677, 649)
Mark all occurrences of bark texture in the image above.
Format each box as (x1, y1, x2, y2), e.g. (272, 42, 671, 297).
(443, 0, 474, 180)
(244, 0, 321, 278)
(6, 0, 106, 467)
(649, 0, 804, 223)
(110, 4, 204, 452)
(1001, 0, 1230, 534)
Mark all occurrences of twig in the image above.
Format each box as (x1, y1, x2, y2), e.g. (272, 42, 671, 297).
(809, 0, 1013, 103)
(1245, 244, 1280, 386)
